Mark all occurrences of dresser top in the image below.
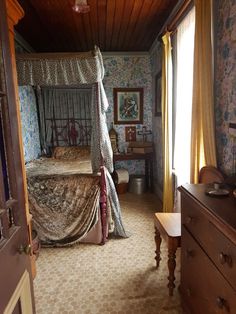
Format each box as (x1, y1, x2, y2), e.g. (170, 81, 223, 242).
(180, 184, 236, 243)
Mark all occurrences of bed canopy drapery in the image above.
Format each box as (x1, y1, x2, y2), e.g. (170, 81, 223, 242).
(36, 86, 93, 151)
(16, 47, 105, 85)
(16, 46, 113, 173)
(16, 47, 129, 244)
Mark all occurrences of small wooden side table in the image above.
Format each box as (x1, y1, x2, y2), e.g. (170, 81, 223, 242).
(154, 213, 181, 296)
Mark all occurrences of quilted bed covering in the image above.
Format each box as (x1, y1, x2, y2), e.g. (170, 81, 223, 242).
(26, 157, 100, 246)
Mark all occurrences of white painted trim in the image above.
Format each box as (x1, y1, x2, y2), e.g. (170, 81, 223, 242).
(4, 270, 33, 314)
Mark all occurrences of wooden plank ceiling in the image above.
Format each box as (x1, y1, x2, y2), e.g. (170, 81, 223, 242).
(16, 0, 178, 52)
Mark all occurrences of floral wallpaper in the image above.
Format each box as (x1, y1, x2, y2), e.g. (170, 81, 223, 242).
(215, 0, 236, 176)
(19, 86, 41, 163)
(103, 55, 152, 175)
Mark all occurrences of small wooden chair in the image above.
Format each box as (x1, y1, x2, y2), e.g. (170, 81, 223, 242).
(154, 212, 181, 296)
(199, 165, 225, 184)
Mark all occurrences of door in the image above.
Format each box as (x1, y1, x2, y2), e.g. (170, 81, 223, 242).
(0, 0, 34, 313)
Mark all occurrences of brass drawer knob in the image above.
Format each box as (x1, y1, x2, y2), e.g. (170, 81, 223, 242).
(219, 252, 233, 267)
(216, 297, 229, 311)
(216, 297, 225, 309)
(18, 244, 32, 255)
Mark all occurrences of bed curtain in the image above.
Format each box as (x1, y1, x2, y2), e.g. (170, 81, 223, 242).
(16, 48, 104, 86)
(36, 87, 92, 152)
(16, 47, 129, 242)
(16, 46, 113, 173)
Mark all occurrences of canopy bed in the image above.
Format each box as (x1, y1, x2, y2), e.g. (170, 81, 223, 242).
(16, 46, 129, 246)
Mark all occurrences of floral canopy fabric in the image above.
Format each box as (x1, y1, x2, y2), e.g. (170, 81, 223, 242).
(16, 46, 113, 173)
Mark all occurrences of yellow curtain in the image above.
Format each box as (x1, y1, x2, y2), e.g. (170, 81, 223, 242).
(162, 32, 173, 212)
(190, 0, 217, 183)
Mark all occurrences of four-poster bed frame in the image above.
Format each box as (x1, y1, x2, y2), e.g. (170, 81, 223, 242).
(16, 47, 128, 246)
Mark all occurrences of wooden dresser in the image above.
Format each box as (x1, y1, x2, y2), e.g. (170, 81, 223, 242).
(179, 184, 236, 314)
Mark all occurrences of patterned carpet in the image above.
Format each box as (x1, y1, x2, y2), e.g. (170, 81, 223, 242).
(34, 193, 182, 314)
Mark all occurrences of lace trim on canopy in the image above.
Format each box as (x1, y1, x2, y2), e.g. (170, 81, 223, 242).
(16, 46, 104, 86)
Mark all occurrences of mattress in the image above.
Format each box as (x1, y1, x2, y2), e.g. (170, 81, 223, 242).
(26, 157, 94, 177)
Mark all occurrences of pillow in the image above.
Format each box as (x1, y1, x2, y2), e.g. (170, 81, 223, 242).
(52, 146, 90, 160)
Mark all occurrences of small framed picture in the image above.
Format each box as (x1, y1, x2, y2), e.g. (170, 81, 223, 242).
(125, 126, 136, 142)
(114, 88, 143, 124)
(155, 71, 162, 117)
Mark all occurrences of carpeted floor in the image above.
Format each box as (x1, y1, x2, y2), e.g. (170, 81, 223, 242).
(34, 193, 182, 314)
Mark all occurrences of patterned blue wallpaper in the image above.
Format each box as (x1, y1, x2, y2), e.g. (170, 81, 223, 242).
(215, 0, 236, 175)
(19, 86, 41, 163)
(103, 55, 153, 175)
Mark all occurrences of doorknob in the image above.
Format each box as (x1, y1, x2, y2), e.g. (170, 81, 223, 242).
(18, 244, 31, 255)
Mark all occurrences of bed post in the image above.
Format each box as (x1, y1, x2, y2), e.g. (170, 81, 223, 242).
(95, 82, 108, 245)
(94, 82, 107, 244)
(100, 166, 107, 244)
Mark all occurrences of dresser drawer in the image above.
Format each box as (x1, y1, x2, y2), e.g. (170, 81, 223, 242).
(181, 227, 236, 314)
(206, 221, 236, 290)
(181, 193, 236, 290)
(181, 192, 210, 245)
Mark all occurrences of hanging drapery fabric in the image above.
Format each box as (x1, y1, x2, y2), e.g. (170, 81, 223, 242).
(161, 32, 174, 213)
(190, 0, 217, 183)
(16, 46, 113, 173)
(91, 83, 113, 173)
(36, 87, 92, 152)
(16, 48, 103, 86)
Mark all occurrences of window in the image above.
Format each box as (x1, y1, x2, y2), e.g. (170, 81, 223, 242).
(173, 7, 195, 187)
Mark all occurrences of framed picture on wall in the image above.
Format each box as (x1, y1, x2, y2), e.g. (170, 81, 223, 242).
(155, 71, 162, 117)
(125, 126, 136, 142)
(114, 88, 143, 124)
